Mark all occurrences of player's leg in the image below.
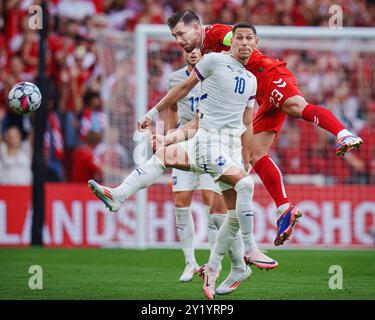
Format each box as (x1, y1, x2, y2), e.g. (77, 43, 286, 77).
(281, 95, 363, 156)
(205, 190, 247, 276)
(249, 130, 302, 246)
(210, 188, 252, 296)
(211, 177, 278, 270)
(88, 144, 190, 212)
(250, 69, 310, 245)
(200, 180, 242, 278)
(220, 166, 279, 265)
(200, 175, 242, 267)
(204, 133, 279, 269)
(201, 183, 226, 252)
(199, 187, 248, 299)
(173, 190, 200, 282)
(201, 164, 274, 299)
(199, 165, 250, 299)
(200, 188, 218, 251)
(250, 130, 289, 208)
(172, 170, 200, 282)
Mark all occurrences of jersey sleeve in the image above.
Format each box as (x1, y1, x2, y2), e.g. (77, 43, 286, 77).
(246, 74, 257, 108)
(210, 24, 233, 47)
(168, 73, 176, 90)
(193, 53, 217, 80)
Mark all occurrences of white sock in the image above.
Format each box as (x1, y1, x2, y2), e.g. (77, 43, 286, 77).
(175, 206, 196, 264)
(337, 129, 352, 140)
(210, 213, 225, 230)
(208, 210, 242, 273)
(246, 222, 259, 255)
(277, 203, 290, 215)
(210, 213, 245, 270)
(234, 176, 257, 257)
(113, 155, 166, 201)
(205, 206, 218, 251)
(229, 232, 245, 271)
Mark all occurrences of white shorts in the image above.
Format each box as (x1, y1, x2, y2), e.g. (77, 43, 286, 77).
(178, 128, 243, 192)
(171, 168, 220, 193)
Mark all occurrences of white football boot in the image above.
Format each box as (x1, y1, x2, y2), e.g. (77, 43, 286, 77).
(179, 261, 200, 282)
(88, 179, 122, 212)
(216, 265, 252, 295)
(198, 264, 219, 300)
(245, 250, 279, 270)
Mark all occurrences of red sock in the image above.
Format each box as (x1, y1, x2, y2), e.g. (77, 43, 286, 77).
(253, 155, 289, 208)
(302, 104, 345, 136)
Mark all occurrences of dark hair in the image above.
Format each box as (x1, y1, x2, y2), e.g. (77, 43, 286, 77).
(83, 90, 101, 106)
(167, 10, 200, 29)
(232, 22, 257, 35)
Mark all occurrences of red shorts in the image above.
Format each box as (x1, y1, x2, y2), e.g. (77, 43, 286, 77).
(253, 66, 302, 134)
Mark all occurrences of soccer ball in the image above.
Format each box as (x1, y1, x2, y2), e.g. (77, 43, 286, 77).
(8, 82, 42, 114)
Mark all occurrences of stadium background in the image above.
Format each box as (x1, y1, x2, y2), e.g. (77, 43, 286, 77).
(0, 0, 375, 300)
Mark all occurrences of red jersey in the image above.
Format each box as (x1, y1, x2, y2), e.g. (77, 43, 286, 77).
(201, 24, 286, 79)
(71, 145, 102, 182)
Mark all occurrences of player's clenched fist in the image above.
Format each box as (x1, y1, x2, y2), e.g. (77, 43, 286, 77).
(137, 117, 152, 130)
(137, 107, 159, 130)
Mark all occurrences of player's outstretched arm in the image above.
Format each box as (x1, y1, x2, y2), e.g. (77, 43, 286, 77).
(241, 106, 253, 173)
(138, 71, 199, 129)
(166, 103, 179, 134)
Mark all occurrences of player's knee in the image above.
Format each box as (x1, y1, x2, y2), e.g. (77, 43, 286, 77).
(234, 176, 254, 195)
(249, 150, 265, 165)
(210, 197, 227, 213)
(201, 190, 213, 206)
(175, 199, 190, 208)
(282, 96, 308, 118)
(174, 193, 192, 207)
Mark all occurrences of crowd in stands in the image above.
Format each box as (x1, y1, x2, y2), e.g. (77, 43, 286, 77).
(0, 0, 374, 185)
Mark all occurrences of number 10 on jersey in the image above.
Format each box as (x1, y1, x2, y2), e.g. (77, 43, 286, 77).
(234, 76, 245, 94)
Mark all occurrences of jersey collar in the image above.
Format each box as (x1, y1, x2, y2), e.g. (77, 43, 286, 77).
(185, 66, 191, 77)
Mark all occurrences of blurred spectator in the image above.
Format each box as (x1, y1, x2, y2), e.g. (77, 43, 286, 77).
(2, 55, 33, 95)
(127, 0, 165, 31)
(60, 46, 91, 114)
(277, 119, 309, 175)
(44, 99, 65, 182)
(57, 0, 97, 20)
(1, 55, 34, 137)
(95, 126, 132, 175)
(20, 27, 39, 76)
(80, 90, 108, 140)
(71, 130, 103, 182)
(1, 58, 33, 138)
(0, 126, 32, 185)
(345, 101, 375, 184)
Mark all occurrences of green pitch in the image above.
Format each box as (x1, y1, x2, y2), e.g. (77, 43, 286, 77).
(0, 248, 374, 300)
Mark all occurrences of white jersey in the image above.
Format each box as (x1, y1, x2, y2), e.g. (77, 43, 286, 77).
(194, 52, 257, 135)
(168, 66, 201, 126)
